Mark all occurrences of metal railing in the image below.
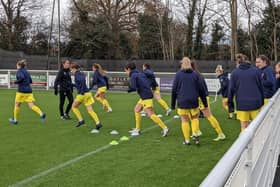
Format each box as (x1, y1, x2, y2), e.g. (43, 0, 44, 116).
(0, 70, 220, 93)
(200, 90, 280, 187)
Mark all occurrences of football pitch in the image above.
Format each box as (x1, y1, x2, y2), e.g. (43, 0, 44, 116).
(0, 89, 240, 187)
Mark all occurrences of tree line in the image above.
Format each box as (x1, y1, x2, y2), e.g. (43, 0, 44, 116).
(0, 0, 279, 61)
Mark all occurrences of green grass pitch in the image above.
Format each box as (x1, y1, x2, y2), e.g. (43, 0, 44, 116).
(0, 89, 240, 187)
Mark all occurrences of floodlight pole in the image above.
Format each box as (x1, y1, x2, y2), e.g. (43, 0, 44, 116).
(57, 0, 61, 68)
(47, 0, 56, 70)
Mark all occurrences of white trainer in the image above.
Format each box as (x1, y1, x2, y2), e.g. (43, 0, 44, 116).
(173, 115, 180, 119)
(162, 128, 169, 137)
(213, 133, 226, 141)
(157, 114, 163, 118)
(131, 130, 140, 136)
(91, 129, 100, 134)
(129, 128, 140, 134)
(166, 108, 172, 116)
(107, 108, 113, 113)
(129, 128, 137, 133)
(183, 140, 191, 145)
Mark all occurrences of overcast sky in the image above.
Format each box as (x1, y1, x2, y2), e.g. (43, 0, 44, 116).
(60, 0, 70, 14)
(44, 0, 71, 22)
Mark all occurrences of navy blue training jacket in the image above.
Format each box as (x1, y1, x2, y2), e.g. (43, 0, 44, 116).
(201, 77, 209, 96)
(54, 68, 73, 92)
(228, 62, 264, 112)
(128, 69, 153, 100)
(217, 73, 229, 98)
(260, 66, 276, 98)
(74, 71, 90, 95)
(91, 71, 107, 89)
(143, 69, 159, 89)
(171, 69, 208, 110)
(15, 67, 32, 93)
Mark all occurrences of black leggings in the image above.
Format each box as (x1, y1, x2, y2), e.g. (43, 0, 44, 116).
(59, 90, 74, 116)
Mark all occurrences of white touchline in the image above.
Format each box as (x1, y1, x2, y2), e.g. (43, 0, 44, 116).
(9, 117, 176, 187)
(9, 144, 112, 187)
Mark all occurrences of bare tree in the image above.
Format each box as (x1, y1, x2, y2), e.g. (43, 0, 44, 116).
(153, 0, 169, 60)
(145, 0, 175, 60)
(267, 0, 278, 62)
(166, 0, 175, 60)
(205, 0, 237, 61)
(194, 0, 208, 59)
(242, 0, 254, 60)
(0, 0, 27, 50)
(229, 0, 238, 61)
(71, 0, 141, 59)
(241, 0, 265, 60)
(0, 0, 42, 50)
(184, 0, 197, 58)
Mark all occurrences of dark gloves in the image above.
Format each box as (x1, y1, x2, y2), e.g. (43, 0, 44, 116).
(54, 89, 58, 95)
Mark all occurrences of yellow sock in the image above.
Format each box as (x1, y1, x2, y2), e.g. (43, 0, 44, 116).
(207, 115, 223, 135)
(150, 114, 167, 129)
(14, 106, 20, 121)
(95, 97, 103, 105)
(135, 112, 141, 130)
(31, 105, 43, 116)
(191, 118, 199, 136)
(72, 107, 83, 121)
(88, 110, 100, 124)
(181, 122, 190, 141)
(158, 99, 169, 110)
(103, 99, 111, 109)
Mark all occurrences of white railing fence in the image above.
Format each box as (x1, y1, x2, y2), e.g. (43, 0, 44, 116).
(0, 70, 220, 93)
(200, 90, 280, 187)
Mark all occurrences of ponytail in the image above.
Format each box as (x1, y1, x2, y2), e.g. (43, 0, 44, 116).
(17, 59, 27, 68)
(93, 63, 105, 76)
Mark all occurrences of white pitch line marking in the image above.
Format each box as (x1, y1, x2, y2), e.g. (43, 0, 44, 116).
(9, 117, 176, 187)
